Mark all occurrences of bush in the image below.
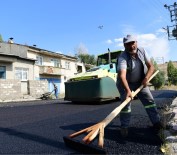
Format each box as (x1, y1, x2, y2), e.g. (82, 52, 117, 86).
(151, 70, 165, 90)
(150, 58, 165, 90)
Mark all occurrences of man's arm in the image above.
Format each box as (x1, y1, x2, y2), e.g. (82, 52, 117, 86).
(119, 69, 134, 99)
(142, 60, 155, 86)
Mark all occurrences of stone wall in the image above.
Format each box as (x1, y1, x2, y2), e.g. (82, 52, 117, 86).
(0, 79, 22, 101)
(28, 80, 48, 98)
(0, 79, 48, 101)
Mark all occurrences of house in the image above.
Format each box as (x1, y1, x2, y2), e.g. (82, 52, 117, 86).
(0, 41, 86, 100)
(27, 45, 86, 94)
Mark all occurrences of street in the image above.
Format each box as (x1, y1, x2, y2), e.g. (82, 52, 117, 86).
(0, 90, 177, 154)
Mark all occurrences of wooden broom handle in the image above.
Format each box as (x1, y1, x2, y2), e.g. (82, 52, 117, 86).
(102, 70, 159, 127)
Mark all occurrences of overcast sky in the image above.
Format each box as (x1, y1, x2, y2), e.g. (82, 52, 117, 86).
(1, 0, 176, 63)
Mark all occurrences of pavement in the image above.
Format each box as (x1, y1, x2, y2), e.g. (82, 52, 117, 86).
(0, 93, 65, 103)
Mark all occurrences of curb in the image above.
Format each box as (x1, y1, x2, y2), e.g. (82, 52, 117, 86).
(164, 97, 177, 154)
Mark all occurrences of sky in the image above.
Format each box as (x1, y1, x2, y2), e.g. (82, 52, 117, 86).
(1, 0, 177, 63)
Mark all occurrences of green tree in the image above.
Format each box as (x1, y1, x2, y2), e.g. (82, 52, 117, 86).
(171, 69, 177, 85)
(75, 53, 97, 65)
(74, 43, 97, 65)
(0, 34, 3, 42)
(167, 61, 177, 85)
(150, 58, 165, 90)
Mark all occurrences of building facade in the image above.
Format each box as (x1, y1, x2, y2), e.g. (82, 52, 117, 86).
(0, 41, 86, 100)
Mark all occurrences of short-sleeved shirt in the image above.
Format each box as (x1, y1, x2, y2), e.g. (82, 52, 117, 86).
(117, 48, 150, 83)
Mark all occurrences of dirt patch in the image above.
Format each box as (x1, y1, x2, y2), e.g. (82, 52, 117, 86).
(161, 85, 177, 91)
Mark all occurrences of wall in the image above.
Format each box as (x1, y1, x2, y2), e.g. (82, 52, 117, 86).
(0, 79, 48, 101)
(0, 55, 35, 80)
(0, 42, 28, 58)
(0, 62, 13, 79)
(0, 79, 22, 101)
(28, 80, 48, 98)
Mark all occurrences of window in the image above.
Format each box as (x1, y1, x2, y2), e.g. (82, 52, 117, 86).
(0, 66, 6, 79)
(36, 56, 43, 65)
(65, 61, 70, 69)
(77, 65, 83, 73)
(15, 68, 28, 80)
(51, 59, 61, 67)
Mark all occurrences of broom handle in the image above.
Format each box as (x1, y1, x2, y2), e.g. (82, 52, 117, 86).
(102, 70, 159, 127)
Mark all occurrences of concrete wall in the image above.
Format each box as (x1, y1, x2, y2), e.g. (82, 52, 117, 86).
(0, 56, 35, 80)
(0, 79, 48, 101)
(0, 62, 13, 79)
(0, 79, 22, 101)
(28, 80, 48, 98)
(0, 42, 28, 58)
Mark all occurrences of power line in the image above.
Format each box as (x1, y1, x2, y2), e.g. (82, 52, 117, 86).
(139, 0, 170, 30)
(148, 0, 171, 24)
(164, 2, 177, 40)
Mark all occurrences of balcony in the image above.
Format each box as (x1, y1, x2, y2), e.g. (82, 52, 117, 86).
(39, 66, 63, 75)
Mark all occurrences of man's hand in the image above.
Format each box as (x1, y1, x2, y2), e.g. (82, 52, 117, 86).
(126, 90, 134, 100)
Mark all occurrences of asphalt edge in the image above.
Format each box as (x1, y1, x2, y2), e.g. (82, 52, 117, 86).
(163, 97, 177, 155)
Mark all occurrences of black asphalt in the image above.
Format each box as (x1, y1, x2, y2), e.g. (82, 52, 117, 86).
(0, 90, 177, 154)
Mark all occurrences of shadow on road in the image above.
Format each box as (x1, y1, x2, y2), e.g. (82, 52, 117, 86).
(0, 127, 67, 150)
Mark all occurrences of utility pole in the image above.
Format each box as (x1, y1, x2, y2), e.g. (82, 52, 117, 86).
(164, 2, 177, 40)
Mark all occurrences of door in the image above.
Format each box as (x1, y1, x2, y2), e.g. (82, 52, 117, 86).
(40, 78, 60, 93)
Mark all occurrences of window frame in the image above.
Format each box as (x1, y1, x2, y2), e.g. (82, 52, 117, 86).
(36, 56, 43, 66)
(51, 58, 61, 67)
(65, 61, 70, 69)
(15, 67, 29, 81)
(0, 66, 6, 79)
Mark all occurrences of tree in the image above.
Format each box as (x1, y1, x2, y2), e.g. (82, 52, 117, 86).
(171, 69, 177, 85)
(74, 43, 88, 55)
(74, 43, 97, 65)
(75, 53, 97, 65)
(167, 61, 177, 85)
(0, 34, 3, 42)
(150, 58, 165, 90)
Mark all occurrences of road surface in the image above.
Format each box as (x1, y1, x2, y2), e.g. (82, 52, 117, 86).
(0, 90, 176, 154)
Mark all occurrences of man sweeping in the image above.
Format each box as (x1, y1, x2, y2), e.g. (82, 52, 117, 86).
(116, 34, 164, 137)
(53, 83, 58, 99)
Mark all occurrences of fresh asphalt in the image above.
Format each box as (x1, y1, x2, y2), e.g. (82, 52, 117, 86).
(0, 90, 177, 154)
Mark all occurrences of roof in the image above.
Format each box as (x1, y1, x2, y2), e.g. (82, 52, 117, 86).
(0, 53, 36, 62)
(27, 45, 77, 60)
(0, 41, 77, 61)
(97, 50, 122, 59)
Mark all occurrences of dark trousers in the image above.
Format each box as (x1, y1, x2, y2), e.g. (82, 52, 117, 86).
(117, 81, 160, 128)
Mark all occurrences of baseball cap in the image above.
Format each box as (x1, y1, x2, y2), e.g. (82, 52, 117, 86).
(123, 35, 137, 44)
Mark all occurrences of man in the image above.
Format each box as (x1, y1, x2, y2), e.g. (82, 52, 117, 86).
(53, 83, 58, 99)
(117, 34, 163, 137)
